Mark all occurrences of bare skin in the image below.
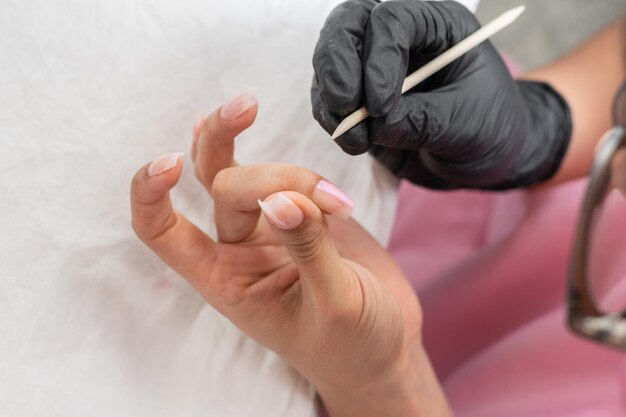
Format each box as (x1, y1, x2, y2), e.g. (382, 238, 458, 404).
(128, 18, 626, 417)
(523, 20, 626, 189)
(130, 98, 452, 417)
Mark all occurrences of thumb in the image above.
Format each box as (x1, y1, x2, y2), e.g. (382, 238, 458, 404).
(258, 192, 352, 305)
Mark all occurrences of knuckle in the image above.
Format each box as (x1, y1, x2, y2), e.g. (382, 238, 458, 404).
(370, 1, 404, 25)
(210, 167, 234, 199)
(326, 0, 371, 31)
(264, 163, 301, 191)
(289, 168, 321, 194)
(325, 0, 356, 25)
(132, 210, 178, 244)
(341, 0, 367, 9)
(328, 0, 376, 23)
(314, 49, 360, 102)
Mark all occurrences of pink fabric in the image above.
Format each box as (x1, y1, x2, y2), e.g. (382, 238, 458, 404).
(387, 179, 626, 416)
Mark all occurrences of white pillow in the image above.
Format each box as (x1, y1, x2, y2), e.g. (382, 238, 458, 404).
(0, 1, 478, 416)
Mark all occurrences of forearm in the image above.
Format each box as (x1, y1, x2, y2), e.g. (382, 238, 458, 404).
(319, 345, 454, 417)
(523, 19, 626, 188)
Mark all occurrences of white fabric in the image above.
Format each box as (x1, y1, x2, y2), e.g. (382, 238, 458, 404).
(0, 0, 478, 416)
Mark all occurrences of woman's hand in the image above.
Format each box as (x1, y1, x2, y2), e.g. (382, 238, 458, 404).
(130, 92, 452, 417)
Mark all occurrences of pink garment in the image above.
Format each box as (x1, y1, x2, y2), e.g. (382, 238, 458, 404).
(388, 179, 626, 416)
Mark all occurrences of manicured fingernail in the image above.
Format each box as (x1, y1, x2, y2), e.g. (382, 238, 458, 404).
(220, 89, 257, 121)
(258, 193, 304, 230)
(313, 180, 354, 220)
(148, 152, 184, 177)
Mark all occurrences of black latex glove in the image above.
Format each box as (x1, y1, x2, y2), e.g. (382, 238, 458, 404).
(311, 0, 572, 190)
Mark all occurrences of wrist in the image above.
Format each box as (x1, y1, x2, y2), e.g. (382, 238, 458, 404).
(316, 344, 453, 417)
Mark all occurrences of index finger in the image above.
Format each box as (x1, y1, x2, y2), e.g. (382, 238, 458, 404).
(130, 154, 218, 285)
(212, 164, 354, 243)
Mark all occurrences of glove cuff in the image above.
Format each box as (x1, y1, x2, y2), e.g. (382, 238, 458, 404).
(485, 80, 573, 191)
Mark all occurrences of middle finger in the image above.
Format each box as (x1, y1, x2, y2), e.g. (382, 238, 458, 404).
(212, 163, 355, 243)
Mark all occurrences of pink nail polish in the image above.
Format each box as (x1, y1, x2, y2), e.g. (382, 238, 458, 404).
(313, 180, 354, 220)
(148, 152, 184, 177)
(258, 193, 304, 230)
(220, 89, 257, 121)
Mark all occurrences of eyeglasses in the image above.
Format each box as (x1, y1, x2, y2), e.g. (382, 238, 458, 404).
(568, 81, 626, 351)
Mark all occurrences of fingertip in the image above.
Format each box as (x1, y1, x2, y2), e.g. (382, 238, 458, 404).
(133, 153, 184, 205)
(259, 191, 331, 265)
(201, 90, 258, 149)
(129, 154, 216, 279)
(228, 98, 259, 127)
(147, 152, 184, 177)
(313, 180, 354, 220)
(219, 89, 259, 124)
(258, 192, 305, 231)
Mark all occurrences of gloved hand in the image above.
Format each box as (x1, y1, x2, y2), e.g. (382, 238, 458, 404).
(311, 0, 572, 190)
